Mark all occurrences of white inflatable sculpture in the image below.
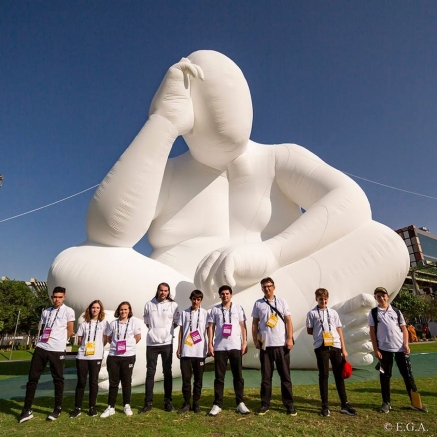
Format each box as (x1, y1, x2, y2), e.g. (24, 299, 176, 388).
(48, 50, 409, 386)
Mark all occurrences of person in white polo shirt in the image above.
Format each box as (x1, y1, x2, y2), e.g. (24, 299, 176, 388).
(207, 285, 250, 417)
(251, 277, 296, 416)
(18, 286, 75, 423)
(369, 286, 427, 414)
(69, 299, 109, 418)
(101, 301, 141, 418)
(176, 289, 209, 414)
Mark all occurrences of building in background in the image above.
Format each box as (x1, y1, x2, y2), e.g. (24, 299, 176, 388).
(395, 225, 437, 297)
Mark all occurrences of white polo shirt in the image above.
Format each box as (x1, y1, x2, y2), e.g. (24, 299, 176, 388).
(37, 304, 75, 352)
(178, 307, 208, 358)
(106, 317, 142, 357)
(251, 296, 290, 349)
(76, 319, 110, 360)
(306, 306, 342, 349)
(208, 303, 246, 351)
(368, 305, 406, 352)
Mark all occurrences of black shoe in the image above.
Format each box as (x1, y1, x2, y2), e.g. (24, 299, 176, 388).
(69, 408, 81, 418)
(256, 405, 269, 415)
(286, 406, 297, 416)
(18, 409, 34, 424)
(164, 400, 175, 412)
(139, 403, 152, 414)
(177, 403, 190, 414)
(47, 407, 62, 421)
(192, 403, 201, 413)
(88, 406, 98, 417)
(340, 403, 356, 416)
(319, 406, 330, 417)
(378, 402, 391, 414)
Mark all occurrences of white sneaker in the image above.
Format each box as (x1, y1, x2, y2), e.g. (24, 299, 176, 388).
(100, 406, 115, 418)
(208, 405, 222, 416)
(124, 404, 133, 416)
(236, 402, 250, 414)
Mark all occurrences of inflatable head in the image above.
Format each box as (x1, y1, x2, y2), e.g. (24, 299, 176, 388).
(183, 50, 253, 170)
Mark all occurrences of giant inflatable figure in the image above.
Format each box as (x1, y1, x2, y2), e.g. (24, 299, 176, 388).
(48, 50, 409, 386)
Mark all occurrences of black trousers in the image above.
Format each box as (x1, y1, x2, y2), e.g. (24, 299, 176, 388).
(259, 346, 294, 408)
(106, 355, 136, 407)
(74, 358, 102, 408)
(180, 357, 205, 404)
(145, 344, 173, 404)
(24, 346, 65, 410)
(314, 345, 348, 407)
(379, 350, 418, 404)
(213, 349, 244, 407)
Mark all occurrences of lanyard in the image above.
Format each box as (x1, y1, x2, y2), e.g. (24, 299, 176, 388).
(221, 303, 232, 324)
(189, 308, 200, 332)
(87, 320, 99, 342)
(316, 307, 331, 333)
(263, 297, 278, 316)
(117, 318, 130, 340)
(46, 307, 60, 329)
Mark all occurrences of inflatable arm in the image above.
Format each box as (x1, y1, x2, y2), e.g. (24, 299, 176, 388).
(86, 59, 204, 247)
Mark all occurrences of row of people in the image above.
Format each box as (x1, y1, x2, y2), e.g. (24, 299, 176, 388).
(18, 280, 424, 423)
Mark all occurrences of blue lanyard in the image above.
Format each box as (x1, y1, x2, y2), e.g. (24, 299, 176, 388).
(221, 303, 232, 324)
(87, 320, 99, 342)
(316, 307, 331, 333)
(116, 318, 130, 340)
(46, 307, 60, 329)
(189, 308, 200, 332)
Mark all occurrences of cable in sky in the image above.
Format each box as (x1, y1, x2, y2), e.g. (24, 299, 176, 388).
(1, 171, 437, 225)
(0, 185, 99, 223)
(344, 172, 437, 200)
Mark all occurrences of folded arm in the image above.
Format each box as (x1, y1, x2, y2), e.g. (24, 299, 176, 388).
(266, 144, 372, 266)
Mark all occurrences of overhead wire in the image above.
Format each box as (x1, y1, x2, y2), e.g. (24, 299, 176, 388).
(0, 185, 99, 223)
(0, 171, 436, 224)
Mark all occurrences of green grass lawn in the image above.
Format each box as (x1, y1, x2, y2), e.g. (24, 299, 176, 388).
(1, 343, 435, 436)
(0, 350, 76, 381)
(409, 341, 437, 354)
(0, 350, 36, 361)
(0, 378, 435, 437)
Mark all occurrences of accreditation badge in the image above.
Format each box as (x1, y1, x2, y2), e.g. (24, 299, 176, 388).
(266, 314, 278, 328)
(85, 341, 96, 356)
(184, 334, 194, 347)
(116, 339, 127, 354)
(323, 331, 334, 347)
(190, 330, 202, 344)
(41, 328, 52, 343)
(222, 323, 232, 337)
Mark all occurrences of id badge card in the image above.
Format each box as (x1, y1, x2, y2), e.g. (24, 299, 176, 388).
(41, 328, 52, 343)
(85, 341, 96, 356)
(116, 339, 127, 354)
(185, 334, 194, 347)
(190, 330, 202, 344)
(266, 314, 278, 328)
(222, 323, 232, 337)
(323, 332, 334, 347)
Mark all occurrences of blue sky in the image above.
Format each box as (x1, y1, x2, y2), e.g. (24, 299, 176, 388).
(1, 1, 436, 282)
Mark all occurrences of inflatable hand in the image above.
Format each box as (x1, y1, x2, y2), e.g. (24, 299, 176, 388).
(149, 57, 204, 135)
(194, 243, 280, 294)
(332, 293, 375, 367)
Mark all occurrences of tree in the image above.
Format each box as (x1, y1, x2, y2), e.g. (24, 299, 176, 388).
(0, 280, 50, 340)
(422, 296, 437, 322)
(392, 288, 427, 323)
